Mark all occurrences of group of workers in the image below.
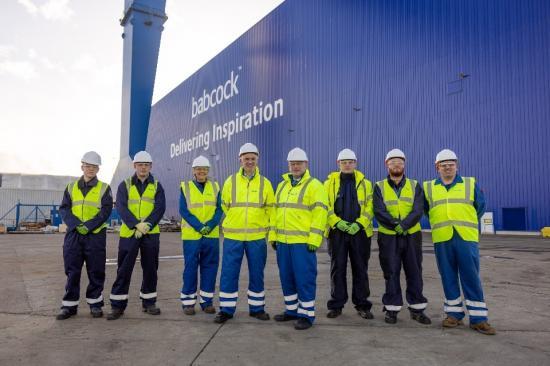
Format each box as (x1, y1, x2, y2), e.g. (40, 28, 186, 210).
(56, 143, 496, 335)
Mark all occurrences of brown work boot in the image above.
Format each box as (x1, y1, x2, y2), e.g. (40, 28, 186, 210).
(442, 316, 464, 328)
(470, 321, 496, 335)
(183, 306, 195, 315)
(203, 305, 216, 314)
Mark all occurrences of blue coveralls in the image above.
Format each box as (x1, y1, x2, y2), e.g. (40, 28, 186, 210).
(59, 176, 113, 311)
(109, 174, 166, 310)
(373, 175, 428, 313)
(425, 175, 488, 325)
(179, 180, 222, 309)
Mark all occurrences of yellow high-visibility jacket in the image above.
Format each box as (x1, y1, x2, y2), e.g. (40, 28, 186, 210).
(221, 167, 275, 241)
(269, 170, 328, 247)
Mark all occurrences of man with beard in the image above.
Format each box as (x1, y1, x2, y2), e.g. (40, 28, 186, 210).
(373, 149, 430, 325)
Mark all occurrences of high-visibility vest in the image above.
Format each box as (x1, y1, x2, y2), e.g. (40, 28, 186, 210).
(180, 179, 220, 240)
(268, 170, 328, 247)
(120, 177, 160, 238)
(221, 167, 275, 241)
(68, 179, 109, 234)
(324, 170, 374, 237)
(376, 178, 421, 235)
(424, 177, 479, 243)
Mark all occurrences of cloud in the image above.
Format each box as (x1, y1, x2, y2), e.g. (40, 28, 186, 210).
(41, 0, 74, 21)
(17, 0, 38, 15)
(0, 45, 16, 59)
(0, 60, 38, 81)
(17, 0, 74, 21)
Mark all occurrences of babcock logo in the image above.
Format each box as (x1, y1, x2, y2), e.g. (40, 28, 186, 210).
(191, 68, 240, 119)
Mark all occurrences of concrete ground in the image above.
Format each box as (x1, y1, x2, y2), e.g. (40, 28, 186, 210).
(0, 232, 549, 366)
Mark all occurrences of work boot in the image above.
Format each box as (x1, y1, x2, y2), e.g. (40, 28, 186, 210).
(274, 313, 298, 322)
(410, 311, 431, 325)
(356, 307, 374, 320)
(326, 309, 342, 318)
(106, 308, 124, 321)
(90, 307, 103, 318)
(56, 307, 77, 320)
(385, 311, 398, 324)
(249, 311, 270, 321)
(142, 305, 161, 315)
(470, 321, 496, 335)
(294, 318, 312, 330)
(183, 306, 195, 315)
(442, 316, 464, 328)
(214, 311, 233, 324)
(203, 305, 216, 314)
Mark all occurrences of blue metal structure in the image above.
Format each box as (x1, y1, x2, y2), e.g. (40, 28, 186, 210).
(113, 0, 550, 231)
(0, 202, 60, 229)
(112, 0, 167, 187)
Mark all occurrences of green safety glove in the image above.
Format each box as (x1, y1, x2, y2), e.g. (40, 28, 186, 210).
(336, 220, 351, 232)
(134, 229, 143, 239)
(270, 241, 277, 251)
(76, 224, 89, 235)
(135, 222, 150, 234)
(394, 224, 404, 235)
(307, 244, 317, 252)
(346, 223, 361, 235)
(199, 226, 211, 235)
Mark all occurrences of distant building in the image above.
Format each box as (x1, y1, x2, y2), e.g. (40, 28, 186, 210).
(0, 173, 77, 227)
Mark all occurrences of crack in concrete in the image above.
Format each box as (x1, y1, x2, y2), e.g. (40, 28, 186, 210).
(189, 323, 224, 366)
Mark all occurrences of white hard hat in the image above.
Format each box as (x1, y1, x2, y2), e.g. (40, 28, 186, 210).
(337, 148, 357, 161)
(192, 155, 210, 168)
(133, 151, 153, 163)
(287, 147, 309, 162)
(81, 151, 102, 166)
(385, 148, 406, 162)
(435, 149, 458, 164)
(239, 142, 259, 156)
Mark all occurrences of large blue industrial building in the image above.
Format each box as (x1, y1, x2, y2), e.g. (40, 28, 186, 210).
(113, 0, 550, 232)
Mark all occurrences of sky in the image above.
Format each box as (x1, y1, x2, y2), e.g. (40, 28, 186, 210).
(0, 0, 284, 182)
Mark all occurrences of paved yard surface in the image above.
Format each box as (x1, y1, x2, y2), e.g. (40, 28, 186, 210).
(1, 232, 549, 365)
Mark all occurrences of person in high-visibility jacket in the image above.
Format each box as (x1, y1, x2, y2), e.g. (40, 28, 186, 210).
(373, 149, 431, 325)
(179, 155, 223, 315)
(214, 143, 275, 324)
(57, 151, 113, 320)
(107, 151, 166, 320)
(270, 148, 328, 330)
(424, 149, 495, 335)
(324, 149, 375, 320)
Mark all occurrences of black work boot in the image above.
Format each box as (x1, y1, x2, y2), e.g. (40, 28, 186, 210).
(142, 304, 161, 315)
(294, 318, 313, 330)
(56, 307, 77, 320)
(410, 311, 432, 325)
(106, 307, 124, 320)
(326, 309, 342, 318)
(385, 311, 398, 324)
(214, 311, 233, 324)
(274, 313, 298, 322)
(249, 311, 270, 321)
(356, 306, 374, 320)
(90, 307, 103, 318)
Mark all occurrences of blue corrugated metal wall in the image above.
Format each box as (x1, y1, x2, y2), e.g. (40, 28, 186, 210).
(146, 0, 550, 231)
